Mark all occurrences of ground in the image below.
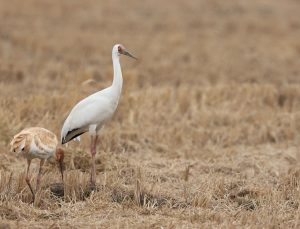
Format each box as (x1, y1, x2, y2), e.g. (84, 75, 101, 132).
(1, 0, 300, 228)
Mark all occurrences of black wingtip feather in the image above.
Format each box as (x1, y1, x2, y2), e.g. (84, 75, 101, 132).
(62, 128, 87, 144)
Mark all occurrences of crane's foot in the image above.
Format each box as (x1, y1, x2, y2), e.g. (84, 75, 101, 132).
(85, 182, 98, 198)
(88, 179, 97, 190)
(30, 197, 35, 204)
(88, 172, 97, 192)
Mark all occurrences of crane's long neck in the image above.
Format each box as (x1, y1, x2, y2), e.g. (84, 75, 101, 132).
(111, 55, 123, 97)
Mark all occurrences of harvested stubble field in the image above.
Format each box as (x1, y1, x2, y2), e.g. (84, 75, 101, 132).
(1, 0, 300, 228)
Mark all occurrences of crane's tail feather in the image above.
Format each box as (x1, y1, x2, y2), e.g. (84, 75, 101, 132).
(61, 128, 87, 144)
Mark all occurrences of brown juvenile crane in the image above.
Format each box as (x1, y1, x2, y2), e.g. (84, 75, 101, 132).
(10, 127, 64, 203)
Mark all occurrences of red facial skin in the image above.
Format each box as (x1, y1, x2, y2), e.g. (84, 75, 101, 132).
(118, 45, 126, 54)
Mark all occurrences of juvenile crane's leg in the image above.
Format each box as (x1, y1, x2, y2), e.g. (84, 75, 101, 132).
(25, 159, 35, 203)
(36, 159, 45, 192)
(90, 135, 98, 186)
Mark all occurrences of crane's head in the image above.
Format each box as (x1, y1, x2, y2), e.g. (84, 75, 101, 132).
(113, 44, 137, 60)
(10, 133, 29, 158)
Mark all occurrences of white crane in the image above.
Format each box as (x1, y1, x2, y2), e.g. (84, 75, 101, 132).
(61, 44, 137, 186)
(10, 127, 64, 203)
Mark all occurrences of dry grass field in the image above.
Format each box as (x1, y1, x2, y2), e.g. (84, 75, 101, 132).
(1, 0, 300, 228)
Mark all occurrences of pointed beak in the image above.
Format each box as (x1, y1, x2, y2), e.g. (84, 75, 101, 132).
(123, 50, 138, 60)
(56, 148, 65, 181)
(59, 161, 64, 181)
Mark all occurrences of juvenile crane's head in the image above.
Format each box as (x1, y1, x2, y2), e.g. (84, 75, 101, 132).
(10, 133, 29, 158)
(113, 44, 137, 60)
(55, 148, 65, 181)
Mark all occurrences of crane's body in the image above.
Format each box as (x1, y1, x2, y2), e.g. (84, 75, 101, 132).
(11, 127, 58, 160)
(61, 85, 121, 143)
(10, 127, 64, 203)
(61, 44, 136, 186)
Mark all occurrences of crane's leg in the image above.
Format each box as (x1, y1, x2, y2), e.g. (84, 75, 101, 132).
(90, 135, 98, 187)
(36, 159, 45, 192)
(25, 159, 35, 203)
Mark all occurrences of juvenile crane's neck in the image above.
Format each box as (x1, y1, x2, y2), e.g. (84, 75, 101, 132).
(112, 55, 123, 97)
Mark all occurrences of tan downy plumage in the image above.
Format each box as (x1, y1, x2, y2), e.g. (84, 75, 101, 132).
(10, 127, 64, 203)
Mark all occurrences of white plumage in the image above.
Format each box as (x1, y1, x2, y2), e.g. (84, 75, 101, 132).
(61, 44, 137, 186)
(61, 87, 118, 143)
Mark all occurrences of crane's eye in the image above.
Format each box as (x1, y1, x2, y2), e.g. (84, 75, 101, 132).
(21, 147, 25, 151)
(118, 46, 123, 53)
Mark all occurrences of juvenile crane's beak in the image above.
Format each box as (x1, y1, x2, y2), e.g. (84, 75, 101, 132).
(123, 50, 138, 60)
(56, 148, 65, 181)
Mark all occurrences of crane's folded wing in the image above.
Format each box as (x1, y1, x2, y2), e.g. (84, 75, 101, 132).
(62, 127, 86, 144)
(61, 96, 113, 144)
